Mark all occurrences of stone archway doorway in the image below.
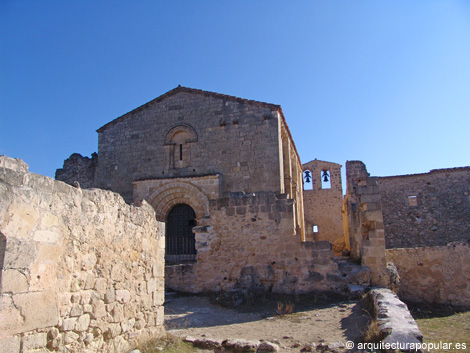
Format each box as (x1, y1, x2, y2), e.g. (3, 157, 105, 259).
(166, 204, 197, 264)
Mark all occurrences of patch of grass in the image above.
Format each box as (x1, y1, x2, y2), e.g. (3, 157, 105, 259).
(276, 300, 295, 316)
(361, 293, 385, 344)
(137, 334, 197, 353)
(414, 310, 470, 352)
(362, 319, 384, 344)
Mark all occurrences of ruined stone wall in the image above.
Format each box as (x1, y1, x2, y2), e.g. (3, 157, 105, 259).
(165, 192, 347, 295)
(344, 161, 389, 287)
(378, 167, 470, 248)
(386, 242, 470, 307)
(95, 89, 285, 202)
(55, 153, 98, 189)
(302, 160, 343, 243)
(0, 156, 165, 353)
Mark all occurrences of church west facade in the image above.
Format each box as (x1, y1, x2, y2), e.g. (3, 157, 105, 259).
(57, 86, 352, 294)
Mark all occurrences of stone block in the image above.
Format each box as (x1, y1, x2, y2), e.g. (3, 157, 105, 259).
(104, 287, 115, 304)
(64, 331, 79, 344)
(62, 317, 78, 331)
(3, 238, 37, 269)
(147, 278, 157, 294)
(2, 269, 29, 293)
(76, 314, 91, 331)
(116, 289, 131, 303)
(0, 335, 20, 353)
(6, 291, 58, 336)
(22, 332, 47, 351)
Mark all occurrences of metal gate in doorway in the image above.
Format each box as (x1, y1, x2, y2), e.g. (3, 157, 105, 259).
(165, 204, 197, 264)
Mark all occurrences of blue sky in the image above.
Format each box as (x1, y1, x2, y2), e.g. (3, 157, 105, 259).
(1, 1, 469, 187)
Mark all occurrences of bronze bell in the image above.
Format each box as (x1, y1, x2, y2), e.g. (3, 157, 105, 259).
(304, 170, 311, 183)
(322, 170, 329, 182)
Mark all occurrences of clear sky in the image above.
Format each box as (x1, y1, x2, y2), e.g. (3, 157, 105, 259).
(1, 1, 469, 186)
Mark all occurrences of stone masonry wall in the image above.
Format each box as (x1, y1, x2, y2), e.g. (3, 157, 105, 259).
(56, 153, 98, 189)
(344, 161, 389, 287)
(0, 156, 165, 353)
(302, 160, 343, 243)
(386, 242, 470, 307)
(95, 89, 284, 202)
(378, 167, 470, 248)
(166, 192, 350, 295)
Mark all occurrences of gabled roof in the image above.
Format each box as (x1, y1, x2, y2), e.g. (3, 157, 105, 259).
(96, 85, 300, 162)
(303, 159, 342, 168)
(96, 86, 281, 133)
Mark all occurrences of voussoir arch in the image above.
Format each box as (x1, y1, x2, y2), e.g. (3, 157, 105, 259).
(147, 181, 209, 222)
(164, 124, 198, 145)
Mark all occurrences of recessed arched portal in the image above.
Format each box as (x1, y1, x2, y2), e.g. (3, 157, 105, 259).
(166, 204, 197, 264)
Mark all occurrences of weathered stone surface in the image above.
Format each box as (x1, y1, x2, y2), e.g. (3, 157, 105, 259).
(21, 332, 47, 351)
(386, 242, 470, 307)
(1, 269, 29, 293)
(368, 288, 423, 348)
(185, 336, 223, 349)
(223, 338, 260, 352)
(0, 158, 165, 353)
(257, 341, 280, 352)
(0, 335, 20, 353)
(302, 159, 344, 245)
(378, 167, 470, 248)
(344, 161, 390, 287)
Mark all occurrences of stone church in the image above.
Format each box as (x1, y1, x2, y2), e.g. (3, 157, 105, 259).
(57, 86, 348, 293)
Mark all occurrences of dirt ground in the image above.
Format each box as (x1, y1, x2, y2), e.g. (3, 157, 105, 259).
(164, 293, 369, 352)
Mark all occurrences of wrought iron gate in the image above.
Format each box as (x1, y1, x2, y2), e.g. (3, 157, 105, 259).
(165, 204, 197, 264)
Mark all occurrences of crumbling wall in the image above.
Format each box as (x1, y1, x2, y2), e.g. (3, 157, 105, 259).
(166, 192, 353, 295)
(386, 242, 470, 307)
(0, 156, 165, 353)
(55, 152, 98, 189)
(378, 167, 470, 248)
(302, 159, 343, 244)
(344, 161, 389, 287)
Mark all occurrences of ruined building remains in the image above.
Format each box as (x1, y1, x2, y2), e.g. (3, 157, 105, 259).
(344, 161, 470, 307)
(56, 86, 356, 294)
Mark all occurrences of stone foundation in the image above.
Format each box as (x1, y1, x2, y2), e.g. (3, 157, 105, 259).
(0, 156, 165, 353)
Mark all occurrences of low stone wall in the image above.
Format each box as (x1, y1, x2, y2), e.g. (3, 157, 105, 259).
(367, 288, 422, 349)
(386, 242, 470, 307)
(0, 156, 165, 353)
(166, 192, 363, 296)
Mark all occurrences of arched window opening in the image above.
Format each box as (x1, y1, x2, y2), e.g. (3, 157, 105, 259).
(303, 170, 313, 190)
(321, 170, 331, 189)
(166, 204, 197, 264)
(164, 124, 198, 170)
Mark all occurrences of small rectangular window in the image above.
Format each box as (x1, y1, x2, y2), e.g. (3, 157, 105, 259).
(313, 225, 319, 233)
(408, 195, 418, 207)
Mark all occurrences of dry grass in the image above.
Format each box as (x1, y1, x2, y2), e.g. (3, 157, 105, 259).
(137, 334, 197, 353)
(414, 309, 470, 353)
(361, 294, 385, 344)
(276, 300, 295, 316)
(362, 319, 384, 343)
